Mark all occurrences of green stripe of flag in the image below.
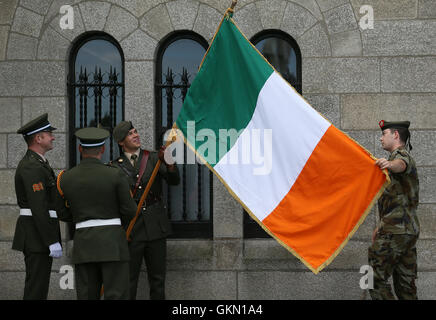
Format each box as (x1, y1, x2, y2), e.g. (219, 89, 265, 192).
(175, 15, 273, 166)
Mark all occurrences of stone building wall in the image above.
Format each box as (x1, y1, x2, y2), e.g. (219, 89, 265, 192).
(0, 0, 435, 299)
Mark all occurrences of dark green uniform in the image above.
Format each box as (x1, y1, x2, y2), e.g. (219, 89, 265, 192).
(57, 128, 137, 300)
(12, 150, 61, 299)
(12, 114, 61, 300)
(114, 150, 180, 300)
(369, 129, 420, 299)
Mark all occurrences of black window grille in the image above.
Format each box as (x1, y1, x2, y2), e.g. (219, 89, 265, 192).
(67, 32, 124, 167)
(155, 32, 213, 238)
(244, 30, 302, 238)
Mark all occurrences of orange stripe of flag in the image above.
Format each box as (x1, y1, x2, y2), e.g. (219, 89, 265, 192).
(263, 125, 386, 271)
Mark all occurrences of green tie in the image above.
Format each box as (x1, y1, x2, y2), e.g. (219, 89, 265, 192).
(131, 154, 138, 167)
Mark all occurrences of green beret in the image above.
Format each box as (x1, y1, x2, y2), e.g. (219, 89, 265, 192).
(379, 120, 410, 131)
(17, 113, 57, 136)
(75, 127, 109, 147)
(113, 121, 134, 143)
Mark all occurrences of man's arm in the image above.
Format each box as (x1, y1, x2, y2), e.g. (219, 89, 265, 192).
(117, 170, 137, 228)
(158, 146, 180, 185)
(375, 158, 406, 173)
(20, 165, 60, 247)
(54, 190, 73, 222)
(55, 171, 73, 222)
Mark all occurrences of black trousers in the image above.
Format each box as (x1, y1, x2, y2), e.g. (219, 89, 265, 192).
(75, 261, 130, 300)
(128, 238, 167, 300)
(23, 252, 53, 300)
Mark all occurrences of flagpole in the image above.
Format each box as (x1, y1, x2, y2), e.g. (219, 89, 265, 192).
(125, 124, 178, 242)
(230, 0, 237, 10)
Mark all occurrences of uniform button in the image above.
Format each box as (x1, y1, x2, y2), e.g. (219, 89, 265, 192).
(136, 174, 139, 178)
(138, 186, 142, 189)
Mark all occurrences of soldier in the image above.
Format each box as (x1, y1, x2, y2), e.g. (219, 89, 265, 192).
(56, 127, 136, 299)
(12, 113, 62, 300)
(112, 121, 180, 300)
(369, 120, 420, 300)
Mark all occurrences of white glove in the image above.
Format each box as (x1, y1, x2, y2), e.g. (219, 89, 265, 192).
(49, 242, 62, 258)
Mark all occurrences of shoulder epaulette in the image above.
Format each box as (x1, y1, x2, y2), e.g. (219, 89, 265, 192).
(106, 160, 119, 168)
(27, 153, 45, 165)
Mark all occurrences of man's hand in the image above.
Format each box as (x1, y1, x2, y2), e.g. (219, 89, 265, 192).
(375, 158, 390, 170)
(158, 145, 168, 163)
(375, 158, 406, 173)
(158, 145, 176, 170)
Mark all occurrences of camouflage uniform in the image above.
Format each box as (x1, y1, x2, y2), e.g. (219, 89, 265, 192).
(369, 147, 419, 300)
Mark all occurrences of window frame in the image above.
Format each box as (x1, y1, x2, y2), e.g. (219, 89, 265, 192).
(67, 31, 125, 168)
(155, 31, 214, 239)
(250, 29, 302, 93)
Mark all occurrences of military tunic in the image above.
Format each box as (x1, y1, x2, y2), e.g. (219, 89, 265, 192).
(378, 147, 419, 235)
(12, 150, 61, 299)
(114, 149, 180, 300)
(57, 157, 137, 299)
(369, 147, 420, 300)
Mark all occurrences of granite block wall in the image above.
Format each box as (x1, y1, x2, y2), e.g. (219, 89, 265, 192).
(0, 0, 434, 299)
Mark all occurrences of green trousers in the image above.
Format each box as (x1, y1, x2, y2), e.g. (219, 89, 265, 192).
(75, 261, 130, 300)
(368, 233, 418, 300)
(128, 238, 167, 300)
(23, 252, 53, 300)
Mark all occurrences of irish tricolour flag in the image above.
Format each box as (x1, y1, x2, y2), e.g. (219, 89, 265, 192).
(175, 11, 389, 273)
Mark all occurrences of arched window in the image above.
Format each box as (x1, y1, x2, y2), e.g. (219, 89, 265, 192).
(244, 30, 302, 238)
(155, 32, 212, 238)
(252, 30, 302, 93)
(68, 32, 124, 167)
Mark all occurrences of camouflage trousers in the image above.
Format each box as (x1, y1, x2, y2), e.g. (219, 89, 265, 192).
(368, 233, 418, 300)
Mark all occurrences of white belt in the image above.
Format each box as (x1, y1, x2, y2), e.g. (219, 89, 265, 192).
(75, 218, 121, 229)
(20, 208, 58, 218)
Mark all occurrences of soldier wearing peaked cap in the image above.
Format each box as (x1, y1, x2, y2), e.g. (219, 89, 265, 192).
(112, 121, 180, 300)
(56, 127, 137, 300)
(12, 113, 62, 300)
(369, 120, 420, 300)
